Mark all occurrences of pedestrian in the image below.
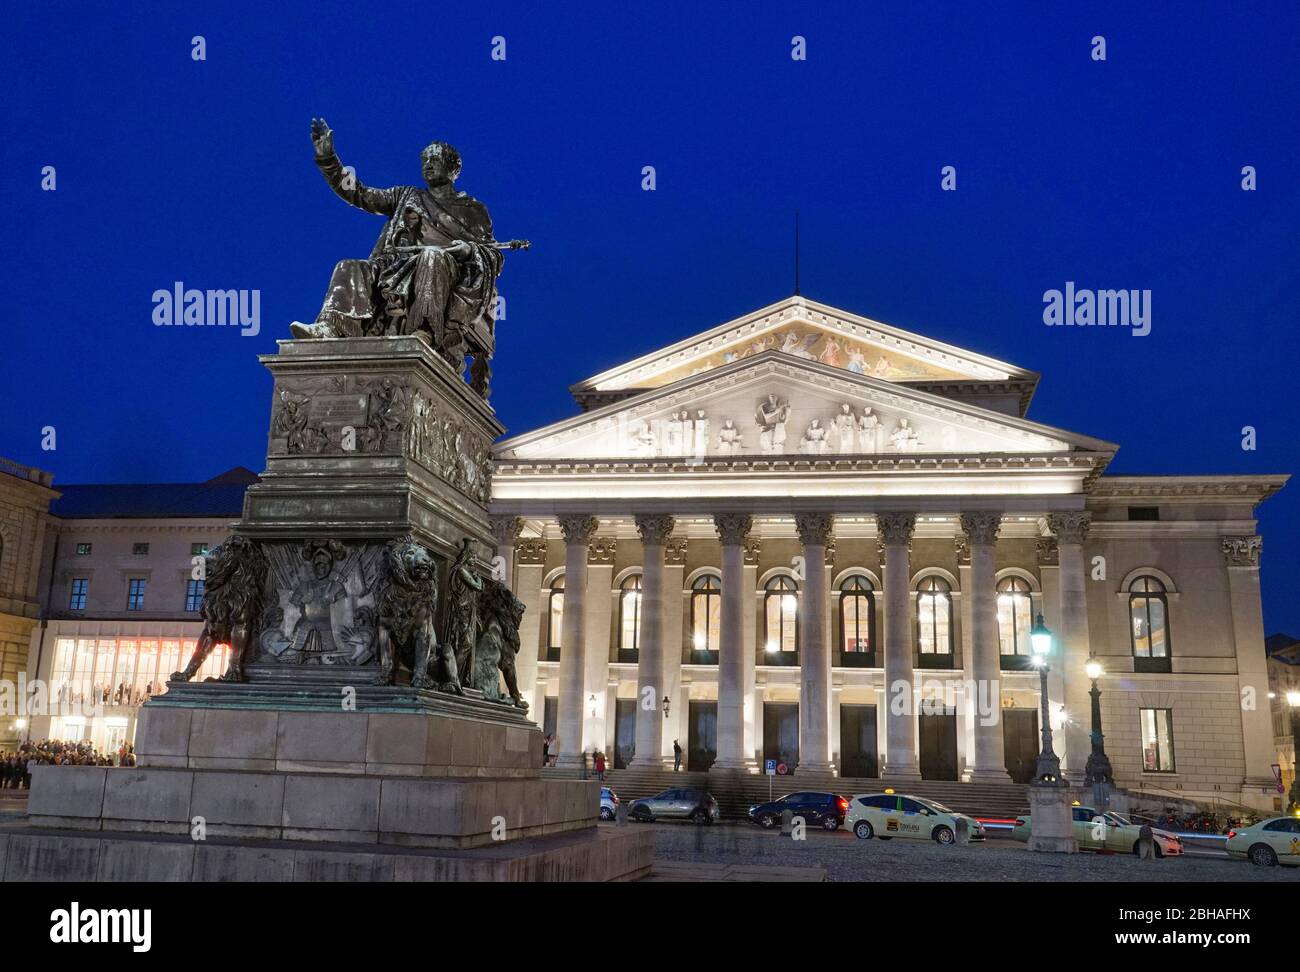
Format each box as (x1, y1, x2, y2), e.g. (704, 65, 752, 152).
(594, 749, 606, 781)
(673, 738, 683, 772)
(547, 734, 558, 767)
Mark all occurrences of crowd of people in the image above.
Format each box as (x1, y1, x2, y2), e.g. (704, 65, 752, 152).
(1, 739, 137, 789)
(55, 681, 162, 708)
(1131, 805, 1260, 834)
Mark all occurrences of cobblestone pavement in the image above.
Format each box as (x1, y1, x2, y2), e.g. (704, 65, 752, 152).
(640, 822, 1300, 882)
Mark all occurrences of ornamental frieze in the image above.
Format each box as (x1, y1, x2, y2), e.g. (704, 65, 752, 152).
(1221, 535, 1262, 568)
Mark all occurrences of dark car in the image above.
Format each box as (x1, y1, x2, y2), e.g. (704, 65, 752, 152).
(629, 787, 720, 824)
(748, 792, 850, 831)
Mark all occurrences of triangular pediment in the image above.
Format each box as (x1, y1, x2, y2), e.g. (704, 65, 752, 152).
(572, 296, 1037, 396)
(500, 352, 1113, 462)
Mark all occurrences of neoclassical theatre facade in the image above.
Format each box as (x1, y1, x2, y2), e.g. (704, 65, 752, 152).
(486, 297, 1287, 811)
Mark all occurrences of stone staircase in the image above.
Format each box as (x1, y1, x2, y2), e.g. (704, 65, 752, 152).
(541, 766, 1031, 821)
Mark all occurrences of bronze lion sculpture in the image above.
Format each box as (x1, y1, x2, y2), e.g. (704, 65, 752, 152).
(172, 535, 269, 683)
(470, 576, 528, 708)
(377, 534, 460, 691)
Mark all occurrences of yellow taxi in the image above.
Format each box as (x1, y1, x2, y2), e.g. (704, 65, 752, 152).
(846, 792, 985, 844)
(1225, 815, 1300, 867)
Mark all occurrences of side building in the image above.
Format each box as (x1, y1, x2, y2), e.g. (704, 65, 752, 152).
(22, 468, 253, 753)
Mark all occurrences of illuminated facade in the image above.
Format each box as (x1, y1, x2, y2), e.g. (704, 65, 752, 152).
(487, 297, 1289, 811)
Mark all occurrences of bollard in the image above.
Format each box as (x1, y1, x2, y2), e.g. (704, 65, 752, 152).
(955, 816, 970, 846)
(1137, 823, 1155, 860)
(615, 803, 628, 827)
(780, 808, 794, 836)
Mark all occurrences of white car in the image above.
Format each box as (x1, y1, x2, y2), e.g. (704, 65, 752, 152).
(1012, 805, 1183, 857)
(1225, 815, 1300, 867)
(846, 792, 985, 844)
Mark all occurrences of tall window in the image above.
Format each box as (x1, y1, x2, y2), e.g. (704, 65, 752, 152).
(1129, 575, 1171, 671)
(996, 576, 1033, 657)
(1140, 708, 1175, 772)
(916, 576, 953, 666)
(690, 574, 721, 663)
(69, 578, 89, 611)
(186, 578, 205, 612)
(126, 578, 146, 611)
(618, 574, 642, 659)
(839, 575, 875, 666)
(546, 576, 564, 660)
(764, 575, 799, 662)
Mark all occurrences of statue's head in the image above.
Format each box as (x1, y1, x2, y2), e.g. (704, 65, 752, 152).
(420, 140, 462, 187)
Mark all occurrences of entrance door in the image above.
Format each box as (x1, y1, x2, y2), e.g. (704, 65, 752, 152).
(542, 697, 558, 738)
(919, 708, 958, 781)
(614, 699, 636, 769)
(1002, 708, 1039, 784)
(839, 704, 878, 779)
(763, 702, 800, 775)
(687, 701, 717, 771)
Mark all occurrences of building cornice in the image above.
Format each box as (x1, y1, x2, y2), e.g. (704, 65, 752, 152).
(1089, 475, 1289, 504)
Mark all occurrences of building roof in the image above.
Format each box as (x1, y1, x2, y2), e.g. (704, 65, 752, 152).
(1266, 633, 1300, 665)
(49, 467, 257, 520)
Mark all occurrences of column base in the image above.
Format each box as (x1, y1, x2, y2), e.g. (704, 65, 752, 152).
(963, 767, 1013, 783)
(1026, 782, 1078, 854)
(795, 761, 837, 776)
(710, 758, 758, 773)
(627, 755, 667, 770)
(555, 754, 586, 770)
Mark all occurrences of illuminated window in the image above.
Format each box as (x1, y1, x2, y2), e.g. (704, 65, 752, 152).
(191, 542, 209, 556)
(618, 574, 642, 656)
(690, 574, 721, 661)
(1140, 708, 1175, 772)
(546, 575, 564, 658)
(764, 575, 799, 660)
(916, 577, 953, 658)
(1129, 576, 1170, 661)
(76, 543, 92, 556)
(186, 578, 204, 612)
(69, 578, 89, 611)
(996, 577, 1033, 656)
(839, 575, 875, 663)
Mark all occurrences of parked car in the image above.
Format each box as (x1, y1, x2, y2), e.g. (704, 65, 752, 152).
(628, 788, 720, 824)
(748, 792, 850, 830)
(599, 787, 620, 821)
(1225, 815, 1300, 867)
(1011, 805, 1183, 857)
(846, 792, 985, 844)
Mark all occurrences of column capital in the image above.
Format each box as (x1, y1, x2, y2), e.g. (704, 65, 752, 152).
(876, 511, 917, 546)
(558, 514, 600, 545)
(488, 515, 524, 547)
(665, 538, 689, 564)
(795, 512, 835, 547)
(634, 513, 677, 546)
(1035, 537, 1059, 566)
(959, 511, 1002, 546)
(1046, 511, 1092, 545)
(1222, 535, 1262, 568)
(714, 512, 754, 546)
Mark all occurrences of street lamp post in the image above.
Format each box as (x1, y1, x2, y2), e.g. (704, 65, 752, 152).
(1083, 658, 1114, 786)
(1025, 613, 1077, 853)
(1287, 690, 1300, 813)
(1030, 614, 1060, 783)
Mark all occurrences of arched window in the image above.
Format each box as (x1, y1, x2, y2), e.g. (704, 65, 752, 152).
(1129, 575, 1171, 672)
(916, 576, 953, 668)
(689, 574, 721, 664)
(764, 575, 799, 664)
(618, 574, 642, 660)
(545, 575, 564, 661)
(839, 575, 876, 667)
(996, 576, 1033, 660)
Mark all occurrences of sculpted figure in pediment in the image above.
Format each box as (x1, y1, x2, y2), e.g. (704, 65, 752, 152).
(803, 419, 830, 455)
(717, 419, 743, 456)
(834, 404, 857, 454)
(756, 394, 790, 454)
(859, 408, 882, 453)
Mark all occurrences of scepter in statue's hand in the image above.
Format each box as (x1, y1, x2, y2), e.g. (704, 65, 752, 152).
(389, 240, 531, 253)
(310, 117, 334, 157)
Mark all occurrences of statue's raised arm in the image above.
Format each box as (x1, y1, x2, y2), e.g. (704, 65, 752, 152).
(309, 117, 397, 217)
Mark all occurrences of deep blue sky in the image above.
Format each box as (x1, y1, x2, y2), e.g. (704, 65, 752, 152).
(2, 2, 1297, 633)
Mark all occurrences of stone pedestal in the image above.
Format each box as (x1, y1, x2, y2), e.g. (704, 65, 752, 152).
(1026, 782, 1078, 853)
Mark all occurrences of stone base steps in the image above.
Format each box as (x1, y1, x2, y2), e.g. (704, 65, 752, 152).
(544, 767, 1032, 820)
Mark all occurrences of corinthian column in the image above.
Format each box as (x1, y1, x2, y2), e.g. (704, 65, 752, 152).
(630, 514, 674, 768)
(488, 515, 524, 592)
(713, 513, 754, 770)
(879, 512, 921, 781)
(960, 511, 1010, 781)
(1046, 511, 1092, 781)
(555, 514, 599, 769)
(796, 512, 835, 774)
